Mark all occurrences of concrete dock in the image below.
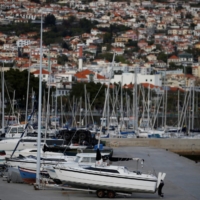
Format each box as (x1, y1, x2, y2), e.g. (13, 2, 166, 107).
(0, 146, 200, 200)
(104, 138, 200, 160)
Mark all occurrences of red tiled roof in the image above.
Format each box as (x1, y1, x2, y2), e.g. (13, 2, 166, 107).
(32, 69, 50, 75)
(96, 74, 105, 79)
(74, 69, 92, 79)
(141, 83, 159, 89)
(169, 55, 178, 59)
(74, 69, 106, 80)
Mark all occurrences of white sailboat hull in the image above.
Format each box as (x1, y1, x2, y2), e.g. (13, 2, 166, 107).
(54, 166, 158, 193)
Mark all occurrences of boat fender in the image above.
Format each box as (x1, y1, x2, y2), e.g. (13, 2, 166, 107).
(158, 180, 164, 198)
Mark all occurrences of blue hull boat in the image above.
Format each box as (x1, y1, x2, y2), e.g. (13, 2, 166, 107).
(18, 166, 48, 184)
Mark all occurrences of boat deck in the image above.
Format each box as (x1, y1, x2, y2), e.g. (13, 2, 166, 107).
(0, 146, 199, 200)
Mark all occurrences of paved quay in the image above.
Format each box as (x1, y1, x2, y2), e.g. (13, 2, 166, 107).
(0, 147, 200, 200)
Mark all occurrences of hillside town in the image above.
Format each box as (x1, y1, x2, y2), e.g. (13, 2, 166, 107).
(1, 0, 200, 96)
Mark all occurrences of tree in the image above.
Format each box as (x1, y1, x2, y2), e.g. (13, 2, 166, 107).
(168, 62, 177, 70)
(115, 55, 126, 63)
(96, 53, 114, 62)
(103, 32, 112, 43)
(44, 14, 56, 26)
(157, 52, 167, 62)
(126, 40, 137, 47)
(2, 69, 42, 106)
(57, 54, 68, 65)
(69, 82, 107, 109)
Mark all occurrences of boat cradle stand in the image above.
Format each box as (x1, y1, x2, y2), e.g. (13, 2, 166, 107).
(33, 180, 132, 198)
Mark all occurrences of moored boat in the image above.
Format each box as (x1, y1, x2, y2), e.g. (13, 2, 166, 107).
(18, 166, 48, 184)
(53, 149, 166, 197)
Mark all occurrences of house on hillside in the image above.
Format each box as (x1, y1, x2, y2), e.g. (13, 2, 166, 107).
(74, 69, 108, 84)
(178, 52, 193, 65)
(31, 69, 50, 82)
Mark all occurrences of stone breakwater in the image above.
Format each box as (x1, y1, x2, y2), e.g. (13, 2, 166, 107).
(102, 138, 200, 156)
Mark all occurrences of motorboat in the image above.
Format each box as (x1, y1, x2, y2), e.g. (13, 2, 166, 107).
(0, 137, 65, 151)
(44, 152, 111, 182)
(0, 124, 34, 139)
(5, 153, 72, 184)
(53, 149, 166, 198)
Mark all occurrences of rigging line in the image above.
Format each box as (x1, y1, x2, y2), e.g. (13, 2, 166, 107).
(89, 83, 104, 108)
(87, 93, 95, 125)
(68, 97, 78, 128)
(180, 91, 190, 132)
(152, 94, 163, 128)
(179, 91, 188, 128)
(65, 98, 79, 147)
(10, 107, 36, 158)
(4, 79, 15, 116)
(106, 85, 121, 128)
(76, 83, 105, 127)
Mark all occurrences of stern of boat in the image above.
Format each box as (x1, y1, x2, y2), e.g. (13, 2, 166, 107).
(156, 172, 166, 198)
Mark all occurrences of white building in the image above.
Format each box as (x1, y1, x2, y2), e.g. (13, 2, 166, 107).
(16, 38, 31, 48)
(110, 73, 162, 86)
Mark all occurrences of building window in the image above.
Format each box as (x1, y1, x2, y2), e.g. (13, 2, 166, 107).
(150, 79, 152, 81)
(146, 79, 147, 81)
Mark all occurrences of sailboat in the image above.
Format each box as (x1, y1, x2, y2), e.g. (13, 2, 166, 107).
(53, 148, 166, 198)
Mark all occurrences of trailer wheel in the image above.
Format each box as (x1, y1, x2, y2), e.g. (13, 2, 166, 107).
(96, 189, 105, 198)
(107, 190, 115, 198)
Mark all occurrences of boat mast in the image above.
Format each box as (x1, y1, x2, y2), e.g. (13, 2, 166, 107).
(84, 84, 87, 127)
(192, 81, 195, 130)
(164, 86, 168, 132)
(1, 62, 4, 135)
(36, 15, 43, 187)
(120, 75, 123, 131)
(25, 53, 31, 124)
(61, 95, 63, 128)
(55, 86, 57, 128)
(44, 47, 51, 141)
(188, 82, 192, 135)
(177, 89, 179, 130)
(134, 67, 138, 132)
(12, 90, 15, 122)
(147, 84, 150, 129)
(79, 97, 82, 127)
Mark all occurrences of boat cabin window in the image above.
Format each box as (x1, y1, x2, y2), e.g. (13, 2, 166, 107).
(10, 128, 17, 133)
(124, 167, 129, 173)
(41, 158, 65, 162)
(21, 139, 37, 143)
(46, 140, 64, 146)
(74, 156, 80, 162)
(81, 157, 91, 162)
(18, 127, 24, 133)
(27, 155, 37, 159)
(6, 127, 11, 133)
(85, 167, 119, 173)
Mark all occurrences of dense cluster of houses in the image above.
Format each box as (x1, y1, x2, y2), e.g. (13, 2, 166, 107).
(1, 0, 200, 96)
